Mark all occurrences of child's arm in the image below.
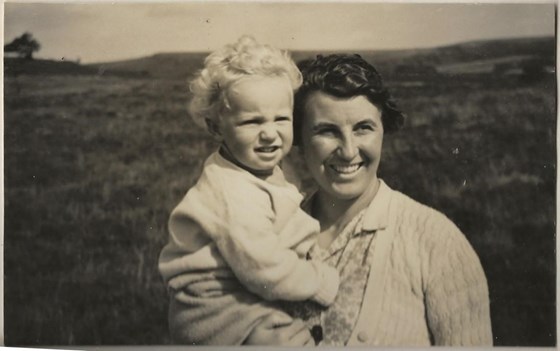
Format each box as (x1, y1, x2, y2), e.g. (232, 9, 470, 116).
(217, 221, 339, 306)
(195, 178, 339, 306)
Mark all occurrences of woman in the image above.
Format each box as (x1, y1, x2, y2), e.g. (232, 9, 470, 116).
(246, 54, 493, 346)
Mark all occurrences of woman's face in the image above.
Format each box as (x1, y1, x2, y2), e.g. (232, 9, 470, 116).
(301, 92, 384, 200)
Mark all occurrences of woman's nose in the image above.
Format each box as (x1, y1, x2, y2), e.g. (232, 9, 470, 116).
(337, 135, 358, 160)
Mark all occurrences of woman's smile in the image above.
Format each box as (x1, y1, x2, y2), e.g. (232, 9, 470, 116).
(328, 161, 365, 176)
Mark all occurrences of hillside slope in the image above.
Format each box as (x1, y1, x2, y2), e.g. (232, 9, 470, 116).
(4, 58, 98, 76)
(88, 36, 555, 79)
(4, 57, 148, 78)
(90, 52, 208, 80)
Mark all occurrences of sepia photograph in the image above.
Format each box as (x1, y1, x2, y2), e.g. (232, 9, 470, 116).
(3, 1, 557, 347)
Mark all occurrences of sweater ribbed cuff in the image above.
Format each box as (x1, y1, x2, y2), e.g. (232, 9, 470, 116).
(312, 264, 340, 306)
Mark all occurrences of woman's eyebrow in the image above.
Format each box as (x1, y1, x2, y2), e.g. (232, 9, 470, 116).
(355, 118, 378, 126)
(312, 122, 338, 131)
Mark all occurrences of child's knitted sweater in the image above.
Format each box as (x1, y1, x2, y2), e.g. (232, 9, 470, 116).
(158, 151, 339, 344)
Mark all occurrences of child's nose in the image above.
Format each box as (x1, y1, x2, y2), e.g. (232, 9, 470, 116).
(259, 124, 277, 141)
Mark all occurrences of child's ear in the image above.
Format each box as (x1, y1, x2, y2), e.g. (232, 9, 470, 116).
(205, 118, 222, 138)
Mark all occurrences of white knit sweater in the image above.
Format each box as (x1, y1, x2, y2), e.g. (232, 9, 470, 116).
(341, 181, 493, 346)
(159, 150, 339, 309)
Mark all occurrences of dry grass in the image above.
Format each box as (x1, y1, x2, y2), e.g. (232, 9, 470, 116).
(4, 72, 556, 346)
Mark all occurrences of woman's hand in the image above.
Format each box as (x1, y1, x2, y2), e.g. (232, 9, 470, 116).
(244, 312, 314, 346)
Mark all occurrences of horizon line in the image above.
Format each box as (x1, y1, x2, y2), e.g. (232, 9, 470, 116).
(29, 34, 555, 65)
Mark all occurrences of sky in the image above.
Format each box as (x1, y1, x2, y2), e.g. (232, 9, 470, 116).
(3, 1, 556, 64)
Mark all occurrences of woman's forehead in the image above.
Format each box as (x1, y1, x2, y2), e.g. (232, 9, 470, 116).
(303, 92, 381, 124)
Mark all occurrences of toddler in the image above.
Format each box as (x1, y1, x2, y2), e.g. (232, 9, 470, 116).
(158, 36, 339, 345)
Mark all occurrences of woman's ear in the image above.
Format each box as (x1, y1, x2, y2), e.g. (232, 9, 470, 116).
(205, 118, 222, 139)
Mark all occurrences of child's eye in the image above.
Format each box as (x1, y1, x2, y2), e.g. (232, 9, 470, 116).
(275, 116, 292, 122)
(239, 118, 261, 126)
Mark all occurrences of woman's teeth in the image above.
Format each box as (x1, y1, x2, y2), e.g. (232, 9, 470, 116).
(331, 163, 362, 174)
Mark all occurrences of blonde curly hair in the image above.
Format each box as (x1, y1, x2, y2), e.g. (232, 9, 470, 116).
(188, 35, 302, 128)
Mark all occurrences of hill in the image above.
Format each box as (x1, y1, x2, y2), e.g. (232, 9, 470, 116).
(4, 36, 554, 79)
(3, 57, 146, 78)
(87, 36, 555, 79)
(366, 36, 555, 66)
(89, 52, 208, 80)
(4, 57, 98, 76)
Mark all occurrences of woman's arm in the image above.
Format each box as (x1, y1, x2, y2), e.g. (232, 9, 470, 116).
(422, 218, 493, 345)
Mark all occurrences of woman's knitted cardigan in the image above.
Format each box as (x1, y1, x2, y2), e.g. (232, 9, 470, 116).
(342, 181, 493, 346)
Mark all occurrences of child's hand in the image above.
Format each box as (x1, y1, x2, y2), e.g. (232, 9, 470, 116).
(265, 311, 293, 327)
(244, 312, 313, 346)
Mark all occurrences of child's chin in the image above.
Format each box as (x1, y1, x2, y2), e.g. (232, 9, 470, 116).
(254, 157, 281, 168)
(255, 165, 275, 172)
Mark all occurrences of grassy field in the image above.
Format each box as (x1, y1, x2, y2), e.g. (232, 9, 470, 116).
(4, 68, 556, 345)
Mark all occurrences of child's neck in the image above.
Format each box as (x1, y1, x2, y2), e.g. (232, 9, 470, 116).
(219, 145, 279, 182)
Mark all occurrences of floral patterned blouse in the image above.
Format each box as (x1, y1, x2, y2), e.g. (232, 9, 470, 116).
(283, 209, 378, 346)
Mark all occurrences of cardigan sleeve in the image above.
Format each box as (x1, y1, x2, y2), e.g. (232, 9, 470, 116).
(216, 221, 339, 306)
(421, 213, 493, 346)
(177, 169, 339, 306)
(210, 178, 339, 306)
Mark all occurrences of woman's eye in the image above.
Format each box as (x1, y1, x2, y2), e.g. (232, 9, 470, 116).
(316, 128, 337, 136)
(355, 124, 374, 133)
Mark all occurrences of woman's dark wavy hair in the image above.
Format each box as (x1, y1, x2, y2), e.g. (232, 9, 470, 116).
(293, 54, 405, 145)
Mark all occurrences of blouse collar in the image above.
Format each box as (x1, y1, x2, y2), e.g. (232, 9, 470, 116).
(359, 180, 392, 232)
(302, 180, 393, 235)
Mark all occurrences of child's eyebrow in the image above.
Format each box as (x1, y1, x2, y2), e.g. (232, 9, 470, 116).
(238, 114, 264, 120)
(236, 115, 265, 124)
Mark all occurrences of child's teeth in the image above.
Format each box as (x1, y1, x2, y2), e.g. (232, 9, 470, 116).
(332, 164, 360, 173)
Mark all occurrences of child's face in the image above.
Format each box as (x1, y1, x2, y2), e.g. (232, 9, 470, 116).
(218, 76, 294, 172)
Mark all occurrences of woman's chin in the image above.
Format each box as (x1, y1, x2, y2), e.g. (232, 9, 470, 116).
(326, 184, 366, 201)
(322, 175, 379, 202)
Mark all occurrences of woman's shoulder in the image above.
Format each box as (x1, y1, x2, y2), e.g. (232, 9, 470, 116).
(387, 189, 480, 267)
(388, 188, 455, 229)
(383, 186, 468, 251)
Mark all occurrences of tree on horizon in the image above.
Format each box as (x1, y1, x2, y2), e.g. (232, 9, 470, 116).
(4, 32, 41, 60)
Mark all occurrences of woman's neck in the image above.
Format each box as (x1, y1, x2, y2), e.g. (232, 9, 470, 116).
(313, 178, 380, 246)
